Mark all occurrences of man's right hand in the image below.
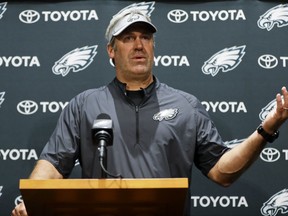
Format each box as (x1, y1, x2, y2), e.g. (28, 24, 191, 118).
(11, 160, 63, 216)
(11, 202, 27, 216)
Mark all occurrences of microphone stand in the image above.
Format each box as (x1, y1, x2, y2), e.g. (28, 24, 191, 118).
(98, 139, 107, 178)
(92, 116, 122, 179)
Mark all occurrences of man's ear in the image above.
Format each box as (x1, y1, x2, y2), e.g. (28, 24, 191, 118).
(107, 44, 115, 59)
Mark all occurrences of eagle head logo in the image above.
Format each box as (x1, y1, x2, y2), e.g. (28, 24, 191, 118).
(259, 98, 278, 121)
(52, 45, 97, 77)
(116, 1, 155, 17)
(153, 108, 179, 122)
(224, 138, 246, 148)
(202, 45, 246, 77)
(259, 95, 285, 121)
(258, 4, 288, 31)
(261, 189, 288, 216)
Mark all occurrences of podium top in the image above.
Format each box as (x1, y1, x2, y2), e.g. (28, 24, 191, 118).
(20, 178, 188, 189)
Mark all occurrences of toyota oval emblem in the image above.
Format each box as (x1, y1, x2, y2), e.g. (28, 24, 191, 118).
(17, 100, 38, 115)
(260, 147, 280, 162)
(167, 9, 189, 23)
(19, 10, 40, 24)
(258, 54, 278, 69)
(14, 195, 23, 206)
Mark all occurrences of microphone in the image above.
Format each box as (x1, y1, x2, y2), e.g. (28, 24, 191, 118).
(92, 113, 121, 178)
(92, 113, 113, 156)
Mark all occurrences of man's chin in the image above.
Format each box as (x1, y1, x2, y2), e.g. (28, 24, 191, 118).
(130, 66, 148, 73)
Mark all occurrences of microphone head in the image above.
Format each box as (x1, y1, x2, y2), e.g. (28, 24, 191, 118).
(92, 113, 113, 146)
(93, 113, 112, 130)
(97, 113, 111, 120)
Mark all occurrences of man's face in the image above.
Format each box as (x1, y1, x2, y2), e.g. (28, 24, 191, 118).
(107, 23, 155, 82)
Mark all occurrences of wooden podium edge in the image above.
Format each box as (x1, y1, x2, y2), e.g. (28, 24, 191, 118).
(20, 178, 188, 190)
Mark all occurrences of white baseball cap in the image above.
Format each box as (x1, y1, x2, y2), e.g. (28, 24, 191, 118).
(105, 9, 157, 43)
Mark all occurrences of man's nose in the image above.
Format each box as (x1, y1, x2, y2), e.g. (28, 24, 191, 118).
(134, 37, 144, 49)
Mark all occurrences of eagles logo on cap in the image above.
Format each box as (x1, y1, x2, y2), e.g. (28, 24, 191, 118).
(105, 9, 157, 43)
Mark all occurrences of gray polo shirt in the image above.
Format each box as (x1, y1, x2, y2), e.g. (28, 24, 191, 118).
(40, 77, 229, 179)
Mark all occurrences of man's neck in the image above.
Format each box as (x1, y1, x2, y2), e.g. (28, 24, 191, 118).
(118, 75, 154, 91)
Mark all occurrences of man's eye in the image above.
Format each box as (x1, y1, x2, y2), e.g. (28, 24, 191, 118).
(124, 36, 134, 41)
(142, 35, 152, 40)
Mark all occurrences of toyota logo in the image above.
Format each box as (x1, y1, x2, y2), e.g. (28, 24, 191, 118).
(14, 195, 23, 206)
(167, 9, 188, 23)
(17, 100, 38, 115)
(258, 54, 278, 69)
(19, 10, 40, 24)
(260, 147, 280, 162)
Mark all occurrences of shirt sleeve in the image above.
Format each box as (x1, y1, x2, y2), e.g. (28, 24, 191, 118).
(39, 96, 81, 178)
(193, 101, 231, 176)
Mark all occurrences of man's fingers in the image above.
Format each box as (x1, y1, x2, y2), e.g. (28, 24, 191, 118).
(12, 202, 27, 216)
(281, 87, 288, 109)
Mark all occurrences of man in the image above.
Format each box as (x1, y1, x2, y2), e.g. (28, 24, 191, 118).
(12, 8, 288, 216)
